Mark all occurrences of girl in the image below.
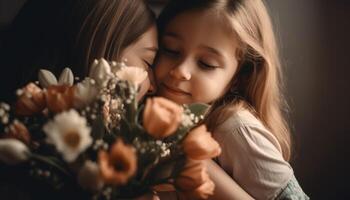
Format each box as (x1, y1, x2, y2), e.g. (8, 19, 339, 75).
(0, 0, 157, 102)
(155, 0, 309, 199)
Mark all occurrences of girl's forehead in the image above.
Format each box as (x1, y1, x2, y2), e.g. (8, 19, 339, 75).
(162, 10, 239, 64)
(163, 10, 238, 46)
(165, 10, 234, 35)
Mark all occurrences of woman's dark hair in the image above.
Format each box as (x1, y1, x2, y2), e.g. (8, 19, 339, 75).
(0, 0, 155, 101)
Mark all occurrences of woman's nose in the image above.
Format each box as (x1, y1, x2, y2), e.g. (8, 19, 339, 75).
(169, 60, 191, 80)
(147, 68, 157, 95)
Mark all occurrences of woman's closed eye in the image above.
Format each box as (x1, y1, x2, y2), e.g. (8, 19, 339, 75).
(143, 60, 152, 68)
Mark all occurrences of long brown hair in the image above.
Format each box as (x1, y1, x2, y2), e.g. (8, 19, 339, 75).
(158, 0, 292, 161)
(71, 0, 156, 76)
(0, 0, 155, 101)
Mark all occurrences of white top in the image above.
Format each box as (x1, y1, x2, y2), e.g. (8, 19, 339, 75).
(213, 109, 293, 200)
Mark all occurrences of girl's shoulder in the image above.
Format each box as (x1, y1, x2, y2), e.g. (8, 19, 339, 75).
(218, 108, 263, 129)
(213, 108, 296, 199)
(214, 108, 267, 137)
(213, 108, 283, 155)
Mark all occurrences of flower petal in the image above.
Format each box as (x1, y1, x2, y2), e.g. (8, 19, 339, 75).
(38, 69, 58, 88)
(58, 68, 74, 86)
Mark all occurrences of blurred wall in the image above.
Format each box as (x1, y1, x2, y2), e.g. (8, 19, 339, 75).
(0, 0, 349, 199)
(267, 1, 350, 199)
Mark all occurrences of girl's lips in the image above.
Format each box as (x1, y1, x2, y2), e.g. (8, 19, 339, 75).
(162, 83, 191, 96)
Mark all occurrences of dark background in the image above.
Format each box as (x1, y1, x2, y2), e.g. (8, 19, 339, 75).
(1, 0, 349, 199)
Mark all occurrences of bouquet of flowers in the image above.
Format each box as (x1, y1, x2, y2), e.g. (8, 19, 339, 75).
(0, 58, 221, 200)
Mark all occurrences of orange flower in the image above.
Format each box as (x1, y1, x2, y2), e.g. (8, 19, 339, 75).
(175, 160, 215, 200)
(45, 85, 75, 113)
(143, 97, 183, 139)
(98, 139, 137, 185)
(4, 120, 31, 145)
(15, 83, 46, 116)
(153, 183, 176, 192)
(183, 125, 221, 160)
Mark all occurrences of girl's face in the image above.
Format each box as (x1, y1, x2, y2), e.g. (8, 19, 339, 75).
(121, 24, 158, 101)
(155, 11, 239, 104)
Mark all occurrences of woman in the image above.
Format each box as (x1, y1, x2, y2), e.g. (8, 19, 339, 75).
(0, 0, 157, 102)
(0, 0, 158, 199)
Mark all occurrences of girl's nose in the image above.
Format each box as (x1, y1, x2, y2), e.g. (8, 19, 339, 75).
(169, 61, 191, 81)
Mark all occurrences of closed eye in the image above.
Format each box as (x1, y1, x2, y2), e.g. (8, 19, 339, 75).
(199, 61, 218, 70)
(143, 60, 153, 69)
(162, 47, 180, 57)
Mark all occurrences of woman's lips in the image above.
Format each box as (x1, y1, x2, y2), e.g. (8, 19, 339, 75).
(162, 83, 191, 96)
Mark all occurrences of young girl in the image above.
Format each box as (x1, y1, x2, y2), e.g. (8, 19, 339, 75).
(0, 0, 157, 102)
(155, 0, 309, 199)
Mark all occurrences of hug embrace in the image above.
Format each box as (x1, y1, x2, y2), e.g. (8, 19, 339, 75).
(0, 0, 309, 199)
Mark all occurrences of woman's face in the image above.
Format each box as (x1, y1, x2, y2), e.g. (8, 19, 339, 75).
(121, 24, 158, 101)
(155, 11, 239, 104)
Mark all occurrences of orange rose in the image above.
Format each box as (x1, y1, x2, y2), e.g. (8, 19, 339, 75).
(15, 83, 46, 116)
(98, 139, 137, 185)
(183, 125, 221, 160)
(4, 120, 31, 145)
(143, 97, 183, 139)
(153, 183, 176, 192)
(175, 160, 215, 200)
(45, 85, 75, 113)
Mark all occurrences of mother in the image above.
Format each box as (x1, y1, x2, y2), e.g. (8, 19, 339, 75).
(0, 0, 158, 199)
(0, 0, 158, 102)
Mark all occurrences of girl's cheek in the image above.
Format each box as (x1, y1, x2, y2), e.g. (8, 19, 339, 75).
(155, 59, 172, 80)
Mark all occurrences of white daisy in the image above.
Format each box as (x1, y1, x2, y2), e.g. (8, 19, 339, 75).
(43, 109, 92, 162)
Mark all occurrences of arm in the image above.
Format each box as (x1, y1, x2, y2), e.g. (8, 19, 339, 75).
(204, 159, 254, 200)
(157, 160, 254, 200)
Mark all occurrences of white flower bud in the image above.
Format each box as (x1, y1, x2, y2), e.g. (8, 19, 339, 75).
(58, 68, 74, 86)
(38, 69, 58, 88)
(74, 78, 98, 108)
(77, 160, 104, 191)
(0, 139, 30, 165)
(89, 58, 113, 88)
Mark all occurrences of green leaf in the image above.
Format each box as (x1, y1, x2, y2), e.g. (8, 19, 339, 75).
(30, 153, 71, 177)
(165, 126, 188, 143)
(186, 103, 209, 116)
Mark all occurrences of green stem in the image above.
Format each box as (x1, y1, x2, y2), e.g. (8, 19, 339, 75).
(30, 153, 71, 177)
